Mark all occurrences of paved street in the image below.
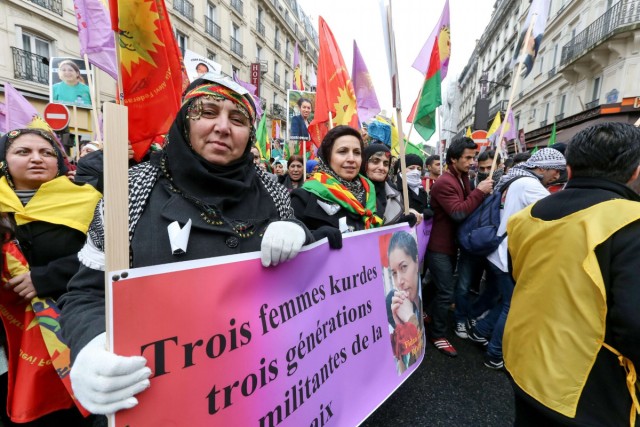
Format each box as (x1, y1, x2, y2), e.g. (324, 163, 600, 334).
(362, 323, 515, 427)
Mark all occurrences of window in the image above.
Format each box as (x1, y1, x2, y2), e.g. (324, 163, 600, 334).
(232, 23, 240, 40)
(592, 77, 601, 101)
(284, 70, 289, 89)
(544, 103, 550, 121)
(14, 29, 50, 84)
(559, 94, 566, 114)
(256, 45, 262, 61)
(175, 30, 187, 56)
(232, 66, 239, 77)
(538, 53, 544, 74)
(207, 50, 216, 61)
(552, 44, 558, 67)
(207, 2, 216, 21)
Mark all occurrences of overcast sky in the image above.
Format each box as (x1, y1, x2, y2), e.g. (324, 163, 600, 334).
(296, 0, 497, 145)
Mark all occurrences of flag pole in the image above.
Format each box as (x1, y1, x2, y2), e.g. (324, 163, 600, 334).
(489, 13, 538, 177)
(73, 105, 80, 162)
(302, 139, 307, 181)
(83, 54, 103, 143)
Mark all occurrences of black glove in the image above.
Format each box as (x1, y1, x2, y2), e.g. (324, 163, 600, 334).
(423, 208, 434, 219)
(397, 213, 417, 228)
(312, 226, 343, 249)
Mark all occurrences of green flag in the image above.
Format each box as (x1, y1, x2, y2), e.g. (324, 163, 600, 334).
(405, 139, 426, 161)
(255, 114, 269, 160)
(410, 37, 442, 141)
(531, 146, 539, 155)
(548, 122, 556, 147)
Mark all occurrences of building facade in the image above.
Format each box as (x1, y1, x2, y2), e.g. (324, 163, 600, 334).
(457, 0, 640, 150)
(0, 0, 318, 145)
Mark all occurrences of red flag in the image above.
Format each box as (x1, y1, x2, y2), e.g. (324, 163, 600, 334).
(308, 17, 359, 147)
(0, 241, 88, 422)
(112, 0, 188, 161)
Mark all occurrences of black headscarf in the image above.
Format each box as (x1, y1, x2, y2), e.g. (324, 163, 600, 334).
(153, 76, 277, 225)
(0, 129, 68, 187)
(361, 143, 392, 215)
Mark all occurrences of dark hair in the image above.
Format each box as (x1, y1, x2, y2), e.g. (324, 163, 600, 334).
(504, 158, 514, 169)
(297, 98, 312, 108)
(425, 155, 440, 167)
(477, 149, 501, 164)
(565, 122, 640, 183)
(57, 59, 85, 84)
(288, 155, 304, 169)
(318, 125, 364, 164)
(513, 152, 531, 164)
(387, 231, 418, 262)
(446, 137, 477, 164)
(196, 63, 209, 71)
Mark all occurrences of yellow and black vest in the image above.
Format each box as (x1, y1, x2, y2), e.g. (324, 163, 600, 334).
(505, 199, 640, 426)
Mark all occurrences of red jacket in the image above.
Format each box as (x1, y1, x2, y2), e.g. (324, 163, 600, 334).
(427, 167, 486, 255)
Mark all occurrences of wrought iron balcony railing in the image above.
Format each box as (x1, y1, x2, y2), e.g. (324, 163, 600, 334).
(173, 0, 194, 21)
(29, 0, 62, 16)
(256, 20, 265, 37)
(231, 0, 243, 16)
(561, 0, 640, 67)
(11, 47, 49, 85)
(205, 17, 221, 42)
(230, 37, 243, 57)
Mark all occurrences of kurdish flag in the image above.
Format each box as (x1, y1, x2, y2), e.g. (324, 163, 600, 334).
(255, 113, 269, 160)
(408, 37, 442, 142)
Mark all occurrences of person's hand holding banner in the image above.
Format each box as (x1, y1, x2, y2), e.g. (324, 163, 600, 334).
(260, 221, 306, 267)
(71, 333, 151, 414)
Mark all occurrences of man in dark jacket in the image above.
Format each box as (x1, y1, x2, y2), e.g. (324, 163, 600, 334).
(505, 122, 640, 426)
(426, 137, 493, 357)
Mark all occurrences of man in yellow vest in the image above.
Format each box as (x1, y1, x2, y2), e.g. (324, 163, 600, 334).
(504, 122, 640, 426)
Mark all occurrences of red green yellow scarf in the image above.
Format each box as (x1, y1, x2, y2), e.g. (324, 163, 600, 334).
(303, 172, 382, 229)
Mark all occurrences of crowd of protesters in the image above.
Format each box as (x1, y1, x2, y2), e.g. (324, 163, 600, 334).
(0, 73, 637, 426)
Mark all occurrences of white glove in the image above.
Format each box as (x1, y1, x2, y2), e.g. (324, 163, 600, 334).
(71, 333, 151, 415)
(261, 221, 306, 267)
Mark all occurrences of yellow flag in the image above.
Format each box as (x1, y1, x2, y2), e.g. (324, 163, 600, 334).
(487, 113, 502, 137)
(390, 116, 399, 156)
(465, 126, 472, 137)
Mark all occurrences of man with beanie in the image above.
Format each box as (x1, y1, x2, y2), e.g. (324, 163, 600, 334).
(397, 154, 428, 213)
(504, 123, 640, 425)
(426, 137, 493, 357)
(467, 148, 566, 370)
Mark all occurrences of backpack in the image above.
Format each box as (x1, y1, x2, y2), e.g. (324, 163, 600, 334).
(457, 176, 525, 256)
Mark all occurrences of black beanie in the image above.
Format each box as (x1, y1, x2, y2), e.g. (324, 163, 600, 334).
(405, 154, 424, 169)
(360, 143, 391, 174)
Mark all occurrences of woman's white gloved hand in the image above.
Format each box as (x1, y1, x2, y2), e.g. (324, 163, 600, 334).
(261, 221, 306, 267)
(71, 332, 151, 415)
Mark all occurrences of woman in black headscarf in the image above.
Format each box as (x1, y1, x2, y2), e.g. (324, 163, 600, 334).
(58, 75, 312, 417)
(360, 143, 419, 227)
(279, 154, 304, 191)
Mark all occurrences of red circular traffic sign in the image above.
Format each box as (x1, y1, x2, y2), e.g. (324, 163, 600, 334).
(43, 103, 70, 131)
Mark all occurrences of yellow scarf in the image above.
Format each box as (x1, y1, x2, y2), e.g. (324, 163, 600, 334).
(0, 176, 101, 234)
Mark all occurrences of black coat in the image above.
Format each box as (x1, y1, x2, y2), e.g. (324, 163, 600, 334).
(513, 176, 640, 427)
(291, 188, 366, 233)
(290, 115, 309, 140)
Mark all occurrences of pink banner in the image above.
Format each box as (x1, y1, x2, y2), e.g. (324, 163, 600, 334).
(109, 225, 426, 426)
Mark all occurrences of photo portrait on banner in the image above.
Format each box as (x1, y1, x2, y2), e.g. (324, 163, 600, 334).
(287, 90, 316, 141)
(182, 49, 222, 82)
(49, 57, 92, 108)
(379, 231, 425, 375)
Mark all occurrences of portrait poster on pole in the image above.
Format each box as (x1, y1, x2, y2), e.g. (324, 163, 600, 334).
(49, 57, 93, 109)
(287, 90, 316, 141)
(108, 224, 426, 426)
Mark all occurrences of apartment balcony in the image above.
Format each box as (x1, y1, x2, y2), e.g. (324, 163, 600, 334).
(259, 97, 267, 110)
(488, 99, 509, 119)
(284, 14, 295, 29)
(274, 39, 281, 53)
(11, 47, 49, 85)
(29, 0, 63, 15)
(285, 50, 292, 63)
(540, 120, 548, 127)
(205, 17, 221, 42)
(555, 113, 565, 121)
(274, 73, 280, 86)
(548, 66, 557, 78)
(560, 0, 640, 71)
(585, 99, 600, 109)
(230, 37, 243, 57)
(256, 19, 265, 38)
(173, 0, 194, 22)
(230, 0, 243, 17)
(271, 104, 286, 119)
